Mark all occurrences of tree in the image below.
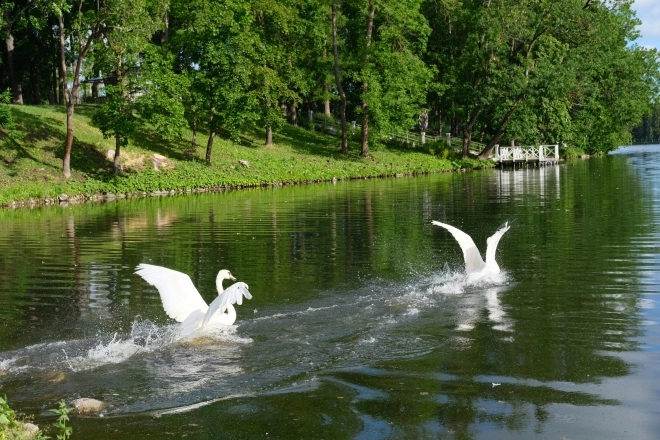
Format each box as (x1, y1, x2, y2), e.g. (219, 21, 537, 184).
(52, 0, 105, 178)
(331, 2, 348, 154)
(250, 0, 296, 147)
(190, 0, 260, 161)
(347, 0, 431, 156)
(93, 0, 168, 174)
(1, 0, 32, 104)
(358, 0, 374, 157)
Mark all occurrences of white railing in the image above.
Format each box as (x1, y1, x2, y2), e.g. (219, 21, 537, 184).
(390, 131, 444, 146)
(307, 112, 561, 162)
(495, 144, 559, 163)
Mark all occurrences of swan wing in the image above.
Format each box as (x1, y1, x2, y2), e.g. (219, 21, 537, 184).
(202, 282, 252, 327)
(178, 309, 206, 336)
(485, 222, 510, 267)
(135, 264, 209, 322)
(432, 221, 485, 274)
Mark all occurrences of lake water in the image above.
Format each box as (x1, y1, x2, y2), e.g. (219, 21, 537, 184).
(1, 146, 660, 439)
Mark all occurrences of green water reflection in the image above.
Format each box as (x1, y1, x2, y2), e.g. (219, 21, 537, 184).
(1, 150, 658, 439)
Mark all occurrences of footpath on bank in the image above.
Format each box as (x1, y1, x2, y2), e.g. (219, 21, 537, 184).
(0, 105, 494, 208)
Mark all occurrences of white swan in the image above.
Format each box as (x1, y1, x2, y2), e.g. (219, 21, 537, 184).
(432, 221, 510, 283)
(135, 264, 252, 336)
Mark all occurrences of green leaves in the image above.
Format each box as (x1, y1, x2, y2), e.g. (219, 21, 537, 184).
(423, 0, 658, 155)
(0, 395, 18, 431)
(49, 400, 74, 440)
(92, 85, 136, 147)
(136, 46, 190, 140)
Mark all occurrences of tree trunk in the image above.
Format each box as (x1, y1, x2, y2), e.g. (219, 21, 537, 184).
(359, 0, 375, 158)
(265, 125, 273, 146)
(360, 110, 371, 158)
(438, 108, 442, 136)
(92, 69, 101, 100)
(63, 100, 75, 176)
(205, 108, 216, 164)
(323, 41, 331, 117)
(461, 106, 482, 159)
(190, 108, 197, 159)
(59, 14, 73, 178)
(159, 15, 169, 44)
(324, 94, 331, 117)
(290, 102, 298, 127)
(3, 8, 28, 105)
(59, 11, 97, 178)
(5, 31, 23, 105)
(113, 134, 121, 175)
(58, 63, 65, 105)
(50, 60, 58, 105)
(332, 4, 348, 155)
(206, 130, 215, 165)
(30, 63, 41, 105)
(478, 93, 525, 159)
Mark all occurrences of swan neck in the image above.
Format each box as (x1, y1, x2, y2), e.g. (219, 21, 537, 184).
(225, 304, 237, 325)
(216, 279, 224, 294)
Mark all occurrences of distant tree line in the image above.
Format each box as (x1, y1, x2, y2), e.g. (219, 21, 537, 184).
(632, 103, 660, 144)
(1, 0, 658, 177)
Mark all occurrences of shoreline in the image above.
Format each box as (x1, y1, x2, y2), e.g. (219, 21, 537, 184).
(1, 166, 481, 210)
(0, 104, 513, 211)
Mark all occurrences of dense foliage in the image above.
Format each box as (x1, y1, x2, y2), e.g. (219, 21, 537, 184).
(1, 0, 658, 176)
(632, 102, 660, 144)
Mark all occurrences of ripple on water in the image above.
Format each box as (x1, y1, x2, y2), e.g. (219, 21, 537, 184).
(0, 264, 515, 416)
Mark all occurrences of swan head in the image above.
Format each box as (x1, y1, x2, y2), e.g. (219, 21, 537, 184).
(216, 269, 236, 294)
(217, 269, 236, 282)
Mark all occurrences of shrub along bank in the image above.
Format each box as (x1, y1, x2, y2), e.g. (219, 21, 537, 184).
(0, 105, 493, 207)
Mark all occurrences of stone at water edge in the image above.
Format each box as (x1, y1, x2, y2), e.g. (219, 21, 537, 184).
(17, 422, 40, 439)
(71, 397, 107, 415)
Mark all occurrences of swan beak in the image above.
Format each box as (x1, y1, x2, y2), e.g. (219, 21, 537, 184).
(230, 274, 237, 281)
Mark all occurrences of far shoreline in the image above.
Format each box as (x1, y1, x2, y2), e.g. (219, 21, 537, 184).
(1, 165, 485, 210)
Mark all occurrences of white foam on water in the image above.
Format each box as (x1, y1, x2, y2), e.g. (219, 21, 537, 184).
(0, 317, 256, 375)
(180, 323, 253, 345)
(0, 356, 16, 372)
(156, 393, 252, 416)
(406, 307, 420, 316)
(251, 304, 339, 322)
(67, 333, 143, 371)
(65, 319, 178, 371)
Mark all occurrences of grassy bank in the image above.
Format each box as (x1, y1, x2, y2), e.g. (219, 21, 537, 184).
(0, 105, 491, 207)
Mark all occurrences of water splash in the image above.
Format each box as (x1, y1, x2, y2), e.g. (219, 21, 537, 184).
(0, 317, 252, 376)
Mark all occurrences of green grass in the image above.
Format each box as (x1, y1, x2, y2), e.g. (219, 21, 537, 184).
(0, 104, 492, 205)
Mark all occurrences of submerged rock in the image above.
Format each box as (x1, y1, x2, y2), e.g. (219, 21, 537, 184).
(71, 398, 107, 415)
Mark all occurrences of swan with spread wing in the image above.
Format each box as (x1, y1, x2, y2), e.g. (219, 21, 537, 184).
(135, 264, 252, 336)
(432, 221, 510, 283)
